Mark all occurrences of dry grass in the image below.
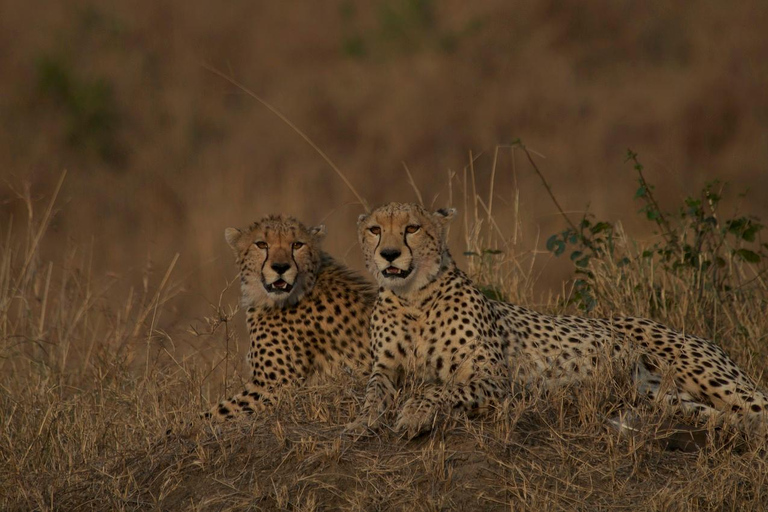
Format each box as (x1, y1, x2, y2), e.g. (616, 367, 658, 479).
(2, 164, 768, 512)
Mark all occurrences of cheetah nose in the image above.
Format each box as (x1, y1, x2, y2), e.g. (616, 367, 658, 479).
(380, 249, 401, 262)
(271, 262, 291, 274)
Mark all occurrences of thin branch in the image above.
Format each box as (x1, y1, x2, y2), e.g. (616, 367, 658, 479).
(519, 145, 579, 236)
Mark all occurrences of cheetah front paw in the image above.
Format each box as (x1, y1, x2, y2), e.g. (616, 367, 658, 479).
(395, 397, 439, 438)
(345, 398, 390, 435)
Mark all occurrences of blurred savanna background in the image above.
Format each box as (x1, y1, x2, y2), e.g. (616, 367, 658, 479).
(3, 0, 768, 313)
(3, 1, 768, 510)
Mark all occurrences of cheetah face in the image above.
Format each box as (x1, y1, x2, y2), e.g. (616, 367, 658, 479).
(358, 203, 456, 295)
(225, 216, 325, 308)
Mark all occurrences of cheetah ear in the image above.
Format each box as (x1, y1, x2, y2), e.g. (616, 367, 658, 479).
(433, 207, 457, 225)
(309, 224, 326, 239)
(224, 228, 242, 251)
(357, 213, 369, 226)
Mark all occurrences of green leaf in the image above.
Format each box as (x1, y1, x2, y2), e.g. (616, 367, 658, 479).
(591, 222, 611, 234)
(570, 250, 583, 261)
(545, 235, 559, 252)
(646, 210, 660, 221)
(736, 249, 760, 263)
(575, 256, 590, 268)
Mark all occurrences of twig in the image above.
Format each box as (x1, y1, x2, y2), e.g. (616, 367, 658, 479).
(626, 150, 677, 248)
(519, 145, 580, 236)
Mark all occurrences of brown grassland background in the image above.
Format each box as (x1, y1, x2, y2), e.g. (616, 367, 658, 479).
(2, 1, 768, 510)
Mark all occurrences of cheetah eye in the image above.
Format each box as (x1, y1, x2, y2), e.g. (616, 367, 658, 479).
(292, 242, 304, 250)
(369, 226, 381, 235)
(255, 241, 268, 250)
(405, 225, 420, 234)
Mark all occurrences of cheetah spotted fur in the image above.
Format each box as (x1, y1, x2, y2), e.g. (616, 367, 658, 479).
(205, 215, 375, 420)
(353, 202, 768, 438)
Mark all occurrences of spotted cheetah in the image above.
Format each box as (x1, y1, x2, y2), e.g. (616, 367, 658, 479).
(352, 202, 768, 437)
(204, 215, 375, 420)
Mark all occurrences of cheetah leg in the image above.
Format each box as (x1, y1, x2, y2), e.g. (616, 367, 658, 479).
(631, 361, 721, 420)
(617, 318, 768, 431)
(203, 382, 276, 421)
(396, 384, 443, 437)
(396, 342, 509, 438)
(347, 369, 398, 432)
(395, 373, 508, 438)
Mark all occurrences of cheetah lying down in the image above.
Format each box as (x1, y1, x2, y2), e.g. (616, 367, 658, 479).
(352, 202, 768, 438)
(204, 215, 375, 420)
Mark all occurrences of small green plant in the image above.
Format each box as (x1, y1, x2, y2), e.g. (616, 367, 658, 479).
(546, 213, 623, 311)
(545, 149, 767, 311)
(339, 2, 368, 58)
(338, 1, 484, 58)
(626, 150, 765, 281)
(36, 54, 123, 164)
(378, 0, 435, 45)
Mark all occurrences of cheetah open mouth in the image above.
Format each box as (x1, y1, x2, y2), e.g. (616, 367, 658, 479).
(266, 279, 293, 293)
(383, 266, 411, 279)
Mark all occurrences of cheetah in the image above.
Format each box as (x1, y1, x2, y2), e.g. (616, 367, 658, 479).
(204, 215, 375, 420)
(352, 202, 768, 438)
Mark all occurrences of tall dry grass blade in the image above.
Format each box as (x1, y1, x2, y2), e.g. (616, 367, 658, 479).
(509, 146, 520, 246)
(203, 64, 370, 212)
(132, 253, 180, 338)
(0, 214, 13, 336)
(14, 170, 66, 292)
(469, 150, 479, 231)
(37, 261, 53, 339)
(475, 196, 509, 251)
(401, 162, 424, 206)
(486, 146, 500, 249)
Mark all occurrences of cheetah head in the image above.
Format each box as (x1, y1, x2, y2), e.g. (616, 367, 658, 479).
(358, 202, 456, 295)
(225, 215, 325, 308)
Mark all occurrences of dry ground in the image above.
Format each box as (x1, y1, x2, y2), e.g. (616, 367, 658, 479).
(2, 177, 768, 511)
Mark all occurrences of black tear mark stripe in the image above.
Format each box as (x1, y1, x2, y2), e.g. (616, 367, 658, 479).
(403, 231, 413, 258)
(260, 246, 269, 275)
